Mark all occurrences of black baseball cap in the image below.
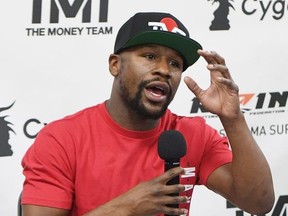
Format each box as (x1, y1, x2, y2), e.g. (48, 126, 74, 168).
(114, 12, 202, 71)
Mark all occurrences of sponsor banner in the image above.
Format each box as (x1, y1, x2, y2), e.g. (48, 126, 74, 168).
(1, 0, 287, 215)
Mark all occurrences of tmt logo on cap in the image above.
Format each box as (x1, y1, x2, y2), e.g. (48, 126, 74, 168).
(148, 18, 187, 36)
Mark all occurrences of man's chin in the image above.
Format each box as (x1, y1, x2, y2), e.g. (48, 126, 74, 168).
(137, 104, 167, 119)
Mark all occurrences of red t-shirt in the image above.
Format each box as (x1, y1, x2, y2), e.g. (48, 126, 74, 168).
(21, 101, 232, 215)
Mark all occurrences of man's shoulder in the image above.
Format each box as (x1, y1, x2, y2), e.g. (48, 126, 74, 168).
(42, 103, 104, 133)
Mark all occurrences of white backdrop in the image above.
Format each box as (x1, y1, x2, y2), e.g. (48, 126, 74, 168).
(1, 0, 287, 215)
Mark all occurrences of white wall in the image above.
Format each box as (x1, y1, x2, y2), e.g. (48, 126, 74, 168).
(1, 0, 287, 215)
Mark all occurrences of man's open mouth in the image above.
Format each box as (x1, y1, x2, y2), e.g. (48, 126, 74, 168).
(144, 81, 170, 103)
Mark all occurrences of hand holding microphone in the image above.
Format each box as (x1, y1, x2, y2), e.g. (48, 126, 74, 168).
(158, 130, 187, 215)
(99, 166, 188, 216)
(96, 130, 188, 216)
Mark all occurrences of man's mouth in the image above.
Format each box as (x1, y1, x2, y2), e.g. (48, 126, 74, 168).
(144, 81, 170, 103)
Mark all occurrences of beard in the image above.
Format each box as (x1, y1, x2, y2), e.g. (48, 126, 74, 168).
(120, 79, 172, 119)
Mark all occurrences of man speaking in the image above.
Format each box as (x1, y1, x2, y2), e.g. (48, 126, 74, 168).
(21, 12, 274, 216)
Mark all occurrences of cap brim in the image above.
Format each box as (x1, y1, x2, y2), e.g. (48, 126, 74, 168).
(122, 31, 202, 71)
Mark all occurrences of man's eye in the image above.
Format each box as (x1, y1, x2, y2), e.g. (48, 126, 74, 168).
(144, 54, 156, 60)
(170, 60, 180, 68)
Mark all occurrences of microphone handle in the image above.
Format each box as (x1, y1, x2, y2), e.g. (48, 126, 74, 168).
(165, 160, 180, 213)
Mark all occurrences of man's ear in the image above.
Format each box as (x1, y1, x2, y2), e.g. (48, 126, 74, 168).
(109, 54, 120, 77)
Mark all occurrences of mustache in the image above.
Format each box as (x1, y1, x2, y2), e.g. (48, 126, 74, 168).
(138, 78, 173, 103)
(141, 78, 171, 90)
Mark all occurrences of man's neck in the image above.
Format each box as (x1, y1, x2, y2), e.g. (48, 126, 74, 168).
(105, 99, 160, 131)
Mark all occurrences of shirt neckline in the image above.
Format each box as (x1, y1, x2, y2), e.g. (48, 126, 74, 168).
(98, 101, 164, 139)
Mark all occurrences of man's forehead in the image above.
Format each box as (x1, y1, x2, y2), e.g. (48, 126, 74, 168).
(123, 44, 185, 59)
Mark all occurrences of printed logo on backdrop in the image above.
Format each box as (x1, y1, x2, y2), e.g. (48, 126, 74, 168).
(190, 91, 288, 136)
(208, 0, 287, 30)
(0, 101, 48, 157)
(26, 0, 112, 36)
(208, 0, 235, 30)
(227, 195, 288, 215)
(0, 102, 15, 157)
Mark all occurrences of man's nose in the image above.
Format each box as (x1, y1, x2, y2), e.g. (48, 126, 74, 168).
(153, 60, 171, 77)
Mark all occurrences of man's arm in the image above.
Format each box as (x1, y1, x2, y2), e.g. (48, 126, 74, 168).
(83, 167, 188, 216)
(184, 49, 275, 214)
(22, 167, 189, 216)
(23, 205, 70, 216)
(207, 113, 274, 214)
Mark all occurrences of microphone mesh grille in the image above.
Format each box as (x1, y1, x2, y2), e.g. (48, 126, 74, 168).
(157, 130, 187, 161)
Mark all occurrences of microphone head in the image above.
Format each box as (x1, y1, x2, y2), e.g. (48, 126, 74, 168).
(157, 130, 187, 161)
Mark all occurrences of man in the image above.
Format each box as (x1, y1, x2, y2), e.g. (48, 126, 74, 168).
(21, 12, 274, 216)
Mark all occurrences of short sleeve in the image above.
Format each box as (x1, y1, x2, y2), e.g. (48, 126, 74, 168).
(21, 123, 76, 209)
(196, 125, 232, 185)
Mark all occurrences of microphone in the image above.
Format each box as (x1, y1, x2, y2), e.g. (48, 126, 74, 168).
(157, 130, 187, 212)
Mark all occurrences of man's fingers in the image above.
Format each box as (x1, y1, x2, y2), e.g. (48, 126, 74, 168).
(161, 205, 189, 216)
(198, 49, 226, 65)
(163, 194, 189, 204)
(184, 76, 203, 98)
(207, 64, 232, 80)
(165, 184, 186, 195)
(152, 167, 184, 185)
(198, 50, 216, 64)
(156, 195, 189, 215)
(149, 183, 184, 197)
(217, 77, 239, 92)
